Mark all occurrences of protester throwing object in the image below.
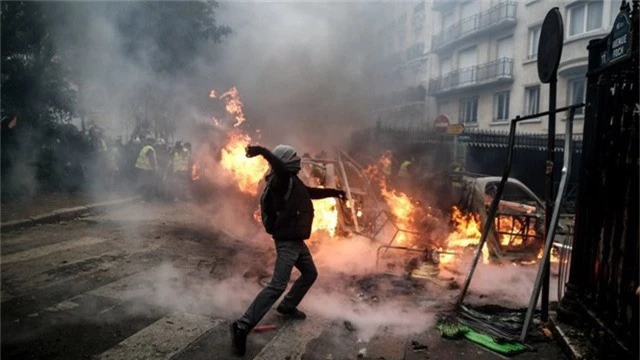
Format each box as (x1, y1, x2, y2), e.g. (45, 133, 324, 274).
(230, 144, 346, 356)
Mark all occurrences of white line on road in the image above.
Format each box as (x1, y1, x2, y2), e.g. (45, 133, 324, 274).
(253, 315, 329, 360)
(1, 236, 108, 265)
(94, 313, 222, 360)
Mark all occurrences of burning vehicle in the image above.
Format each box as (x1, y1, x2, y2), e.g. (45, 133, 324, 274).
(454, 173, 573, 263)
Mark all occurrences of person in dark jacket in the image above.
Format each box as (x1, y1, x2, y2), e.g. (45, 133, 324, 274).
(230, 144, 346, 356)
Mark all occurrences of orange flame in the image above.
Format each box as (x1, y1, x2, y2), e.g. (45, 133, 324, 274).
(365, 152, 418, 246)
(220, 130, 268, 195)
(191, 162, 200, 181)
(440, 206, 489, 264)
(220, 87, 246, 127)
(495, 215, 537, 247)
(311, 195, 338, 238)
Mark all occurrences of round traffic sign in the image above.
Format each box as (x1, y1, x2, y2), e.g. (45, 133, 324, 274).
(434, 114, 450, 128)
(537, 8, 564, 83)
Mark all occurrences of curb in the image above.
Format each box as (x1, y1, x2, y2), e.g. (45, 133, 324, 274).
(1, 197, 138, 232)
(550, 314, 598, 360)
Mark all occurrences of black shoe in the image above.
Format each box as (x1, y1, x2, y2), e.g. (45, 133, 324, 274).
(230, 321, 247, 356)
(276, 305, 307, 319)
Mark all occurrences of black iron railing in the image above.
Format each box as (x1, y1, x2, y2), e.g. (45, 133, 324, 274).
(432, 1, 517, 51)
(428, 58, 513, 95)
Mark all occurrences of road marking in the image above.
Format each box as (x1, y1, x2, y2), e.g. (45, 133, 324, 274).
(95, 313, 222, 360)
(1, 236, 108, 265)
(87, 265, 183, 301)
(45, 299, 80, 313)
(253, 315, 329, 360)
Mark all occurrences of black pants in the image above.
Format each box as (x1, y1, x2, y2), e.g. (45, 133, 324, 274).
(238, 240, 317, 331)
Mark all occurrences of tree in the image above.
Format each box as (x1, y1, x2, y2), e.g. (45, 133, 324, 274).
(1, 1, 76, 124)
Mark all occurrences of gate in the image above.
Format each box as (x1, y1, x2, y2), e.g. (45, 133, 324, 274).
(561, 1, 639, 357)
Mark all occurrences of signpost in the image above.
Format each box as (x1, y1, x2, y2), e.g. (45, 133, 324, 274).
(522, 8, 565, 338)
(434, 114, 450, 133)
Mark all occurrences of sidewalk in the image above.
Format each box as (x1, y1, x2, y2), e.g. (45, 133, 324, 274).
(1, 192, 137, 231)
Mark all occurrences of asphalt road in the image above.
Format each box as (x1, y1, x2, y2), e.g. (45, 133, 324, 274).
(1, 201, 568, 360)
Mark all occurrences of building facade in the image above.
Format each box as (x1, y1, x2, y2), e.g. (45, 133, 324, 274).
(376, 0, 623, 135)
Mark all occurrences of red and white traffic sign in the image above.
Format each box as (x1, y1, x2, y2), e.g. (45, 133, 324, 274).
(434, 114, 450, 132)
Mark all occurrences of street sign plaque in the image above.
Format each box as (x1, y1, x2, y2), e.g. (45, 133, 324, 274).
(599, 10, 632, 67)
(446, 124, 465, 135)
(537, 8, 564, 84)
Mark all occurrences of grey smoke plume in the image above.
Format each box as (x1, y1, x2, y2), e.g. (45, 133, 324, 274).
(211, 1, 390, 150)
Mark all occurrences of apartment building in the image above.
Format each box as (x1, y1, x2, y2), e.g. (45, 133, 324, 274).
(376, 0, 623, 135)
(373, 1, 438, 128)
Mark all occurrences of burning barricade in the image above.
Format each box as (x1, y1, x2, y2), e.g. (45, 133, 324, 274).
(191, 86, 564, 286)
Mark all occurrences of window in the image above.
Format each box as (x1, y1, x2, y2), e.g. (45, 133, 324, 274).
(568, 77, 586, 115)
(493, 91, 510, 121)
(440, 57, 452, 76)
(524, 86, 540, 115)
(568, 1, 604, 36)
(460, 96, 479, 124)
(497, 36, 514, 60)
(527, 26, 541, 59)
(485, 182, 540, 207)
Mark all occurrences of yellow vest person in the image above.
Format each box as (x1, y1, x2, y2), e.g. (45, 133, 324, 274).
(172, 150, 189, 172)
(135, 145, 157, 171)
(397, 160, 412, 178)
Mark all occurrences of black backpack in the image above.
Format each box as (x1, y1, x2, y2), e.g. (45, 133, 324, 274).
(260, 175, 294, 234)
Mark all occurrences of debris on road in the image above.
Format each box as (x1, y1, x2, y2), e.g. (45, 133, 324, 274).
(344, 320, 356, 332)
(253, 324, 278, 333)
(411, 340, 428, 352)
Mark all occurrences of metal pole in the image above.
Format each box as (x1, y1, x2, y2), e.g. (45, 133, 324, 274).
(542, 77, 557, 321)
(335, 148, 360, 233)
(520, 106, 576, 341)
(456, 118, 519, 307)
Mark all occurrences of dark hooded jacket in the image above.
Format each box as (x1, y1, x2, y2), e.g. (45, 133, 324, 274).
(257, 146, 340, 241)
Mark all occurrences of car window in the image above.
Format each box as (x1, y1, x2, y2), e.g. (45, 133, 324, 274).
(485, 181, 540, 207)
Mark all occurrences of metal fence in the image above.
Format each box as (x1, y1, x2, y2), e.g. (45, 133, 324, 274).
(428, 58, 514, 95)
(561, 2, 639, 357)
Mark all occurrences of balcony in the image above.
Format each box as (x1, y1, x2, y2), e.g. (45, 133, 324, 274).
(431, 1, 517, 53)
(428, 58, 514, 96)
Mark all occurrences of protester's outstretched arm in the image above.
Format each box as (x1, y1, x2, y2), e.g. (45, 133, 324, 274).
(246, 145, 287, 174)
(306, 187, 346, 200)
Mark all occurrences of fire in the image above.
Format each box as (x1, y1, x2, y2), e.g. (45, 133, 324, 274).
(311, 196, 338, 237)
(365, 153, 418, 246)
(535, 247, 562, 264)
(191, 162, 200, 181)
(220, 130, 268, 195)
(219, 87, 246, 127)
(380, 185, 417, 245)
(495, 215, 537, 247)
(440, 207, 489, 264)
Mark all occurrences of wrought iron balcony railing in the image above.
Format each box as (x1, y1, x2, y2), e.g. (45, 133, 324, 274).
(432, 1, 517, 52)
(428, 58, 514, 95)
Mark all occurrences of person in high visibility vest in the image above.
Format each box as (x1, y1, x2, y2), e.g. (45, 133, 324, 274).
(170, 141, 191, 200)
(397, 159, 413, 178)
(135, 137, 158, 201)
